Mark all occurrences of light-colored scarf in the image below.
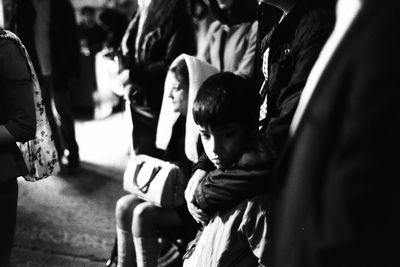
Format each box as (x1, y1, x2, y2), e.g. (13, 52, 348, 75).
(156, 54, 219, 163)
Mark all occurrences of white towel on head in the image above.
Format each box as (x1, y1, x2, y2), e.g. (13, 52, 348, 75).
(156, 54, 219, 163)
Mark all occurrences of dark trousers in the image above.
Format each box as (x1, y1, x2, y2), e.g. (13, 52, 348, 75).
(0, 178, 18, 267)
(39, 75, 79, 159)
(130, 104, 162, 158)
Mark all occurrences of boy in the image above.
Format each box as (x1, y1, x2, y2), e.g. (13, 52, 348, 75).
(183, 72, 273, 266)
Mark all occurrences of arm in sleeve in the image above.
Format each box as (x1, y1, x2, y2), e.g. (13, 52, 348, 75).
(0, 40, 35, 145)
(194, 162, 273, 215)
(197, 21, 217, 64)
(235, 21, 258, 79)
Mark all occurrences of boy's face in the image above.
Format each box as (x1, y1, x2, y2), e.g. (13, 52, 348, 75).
(198, 122, 249, 170)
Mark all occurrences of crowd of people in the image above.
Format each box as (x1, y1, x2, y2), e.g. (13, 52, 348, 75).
(1, 0, 400, 266)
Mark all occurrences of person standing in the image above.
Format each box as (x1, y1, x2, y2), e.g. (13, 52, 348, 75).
(0, 28, 36, 267)
(13, 0, 81, 170)
(119, 0, 197, 158)
(274, 0, 400, 266)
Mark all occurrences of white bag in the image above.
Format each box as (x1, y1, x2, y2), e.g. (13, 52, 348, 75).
(123, 154, 186, 208)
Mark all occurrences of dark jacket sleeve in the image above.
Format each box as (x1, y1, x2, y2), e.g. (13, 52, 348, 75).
(194, 137, 275, 215)
(0, 39, 35, 144)
(195, 165, 273, 215)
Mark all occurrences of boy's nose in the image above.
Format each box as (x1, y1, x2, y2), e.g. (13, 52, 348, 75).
(211, 138, 223, 154)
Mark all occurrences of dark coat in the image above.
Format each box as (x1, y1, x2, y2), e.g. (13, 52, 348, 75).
(0, 33, 35, 183)
(13, 0, 80, 90)
(124, 0, 196, 114)
(260, 0, 335, 154)
(274, 0, 400, 266)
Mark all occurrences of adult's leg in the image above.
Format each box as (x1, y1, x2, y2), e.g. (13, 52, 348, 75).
(115, 194, 144, 267)
(0, 178, 18, 267)
(52, 80, 80, 167)
(132, 202, 183, 267)
(130, 105, 162, 158)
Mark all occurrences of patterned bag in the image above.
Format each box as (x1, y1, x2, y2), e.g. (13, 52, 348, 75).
(1, 30, 60, 181)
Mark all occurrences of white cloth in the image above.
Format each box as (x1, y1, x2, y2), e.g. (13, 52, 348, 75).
(0, 0, 4, 28)
(183, 195, 270, 267)
(156, 54, 219, 163)
(258, 14, 285, 122)
(0, 0, 11, 29)
(290, 0, 363, 135)
(258, 47, 270, 122)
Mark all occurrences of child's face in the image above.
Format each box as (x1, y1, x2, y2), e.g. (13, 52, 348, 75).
(198, 122, 248, 170)
(168, 73, 188, 115)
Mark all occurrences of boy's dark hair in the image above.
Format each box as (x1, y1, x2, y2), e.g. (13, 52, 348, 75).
(169, 60, 189, 92)
(193, 72, 260, 131)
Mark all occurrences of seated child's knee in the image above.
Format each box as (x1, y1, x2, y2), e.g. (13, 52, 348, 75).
(116, 195, 141, 225)
(132, 202, 158, 223)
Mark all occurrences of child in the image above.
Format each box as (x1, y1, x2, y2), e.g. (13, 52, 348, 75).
(115, 54, 218, 267)
(183, 72, 273, 266)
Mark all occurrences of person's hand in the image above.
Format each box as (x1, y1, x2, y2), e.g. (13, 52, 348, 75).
(117, 69, 132, 99)
(185, 170, 210, 225)
(187, 202, 210, 226)
(118, 69, 130, 86)
(185, 169, 206, 204)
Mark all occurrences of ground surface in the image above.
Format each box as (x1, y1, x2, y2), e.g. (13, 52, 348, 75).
(11, 112, 130, 267)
